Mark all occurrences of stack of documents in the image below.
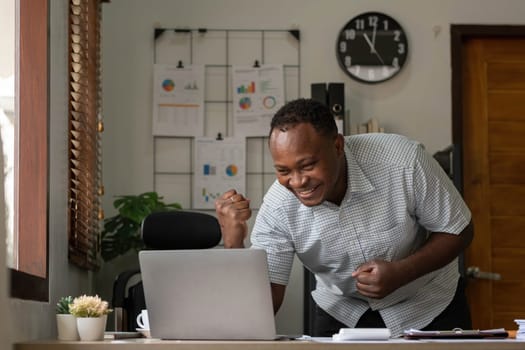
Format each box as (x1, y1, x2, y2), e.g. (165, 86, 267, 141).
(515, 320, 525, 340)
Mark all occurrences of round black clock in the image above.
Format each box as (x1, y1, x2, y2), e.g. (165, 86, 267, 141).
(336, 12, 408, 84)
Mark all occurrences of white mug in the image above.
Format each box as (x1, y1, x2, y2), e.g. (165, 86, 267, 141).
(136, 309, 149, 330)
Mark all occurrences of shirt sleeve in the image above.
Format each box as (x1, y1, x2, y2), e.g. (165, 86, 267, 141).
(412, 143, 471, 234)
(250, 197, 295, 286)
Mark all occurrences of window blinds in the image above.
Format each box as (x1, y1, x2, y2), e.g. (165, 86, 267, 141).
(67, 0, 105, 270)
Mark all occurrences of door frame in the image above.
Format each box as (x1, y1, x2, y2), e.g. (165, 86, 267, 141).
(450, 25, 525, 193)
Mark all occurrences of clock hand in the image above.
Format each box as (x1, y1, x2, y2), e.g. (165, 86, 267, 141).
(363, 33, 385, 66)
(363, 33, 375, 53)
(374, 51, 385, 65)
(363, 33, 385, 64)
(372, 24, 377, 47)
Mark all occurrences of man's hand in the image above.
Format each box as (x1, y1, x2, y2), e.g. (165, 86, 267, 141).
(352, 221, 474, 299)
(214, 189, 252, 248)
(352, 259, 406, 299)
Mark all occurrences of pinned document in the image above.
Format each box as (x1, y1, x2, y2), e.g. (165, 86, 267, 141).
(152, 64, 205, 136)
(193, 137, 245, 209)
(232, 64, 285, 137)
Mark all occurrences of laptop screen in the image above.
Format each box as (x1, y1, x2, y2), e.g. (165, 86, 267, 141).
(139, 248, 277, 340)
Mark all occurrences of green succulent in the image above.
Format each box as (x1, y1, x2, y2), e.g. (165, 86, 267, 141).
(56, 296, 74, 314)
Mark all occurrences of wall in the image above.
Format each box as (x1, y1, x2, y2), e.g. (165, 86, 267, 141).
(98, 0, 525, 335)
(5, 0, 91, 344)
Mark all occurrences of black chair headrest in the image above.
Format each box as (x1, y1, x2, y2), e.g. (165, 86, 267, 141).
(141, 211, 221, 250)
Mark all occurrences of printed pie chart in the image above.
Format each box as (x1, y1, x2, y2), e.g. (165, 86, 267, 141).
(239, 97, 252, 110)
(225, 164, 238, 176)
(263, 96, 276, 109)
(162, 79, 175, 92)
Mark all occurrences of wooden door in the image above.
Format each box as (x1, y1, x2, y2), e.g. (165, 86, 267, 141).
(461, 35, 525, 330)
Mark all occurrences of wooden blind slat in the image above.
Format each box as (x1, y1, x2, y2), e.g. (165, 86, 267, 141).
(67, 0, 104, 270)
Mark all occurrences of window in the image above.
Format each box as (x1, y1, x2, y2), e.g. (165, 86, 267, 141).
(5, 0, 107, 301)
(8, 0, 49, 301)
(0, 0, 15, 270)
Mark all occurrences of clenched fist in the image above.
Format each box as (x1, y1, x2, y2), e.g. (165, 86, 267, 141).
(215, 189, 252, 248)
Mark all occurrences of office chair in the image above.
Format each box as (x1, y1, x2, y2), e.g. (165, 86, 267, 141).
(112, 210, 222, 331)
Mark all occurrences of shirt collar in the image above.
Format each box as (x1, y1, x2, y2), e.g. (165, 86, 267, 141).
(345, 142, 375, 196)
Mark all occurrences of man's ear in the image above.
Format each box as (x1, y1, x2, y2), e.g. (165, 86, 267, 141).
(335, 134, 345, 156)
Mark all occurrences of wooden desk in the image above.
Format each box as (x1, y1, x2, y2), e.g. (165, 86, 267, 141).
(14, 338, 525, 350)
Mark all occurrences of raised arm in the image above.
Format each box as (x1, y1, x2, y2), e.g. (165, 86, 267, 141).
(215, 190, 286, 312)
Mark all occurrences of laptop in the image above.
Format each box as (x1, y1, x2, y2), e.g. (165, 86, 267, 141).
(138, 248, 277, 340)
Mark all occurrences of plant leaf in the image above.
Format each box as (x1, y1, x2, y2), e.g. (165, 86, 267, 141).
(101, 191, 182, 262)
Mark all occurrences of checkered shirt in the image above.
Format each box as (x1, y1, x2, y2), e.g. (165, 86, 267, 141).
(250, 133, 471, 337)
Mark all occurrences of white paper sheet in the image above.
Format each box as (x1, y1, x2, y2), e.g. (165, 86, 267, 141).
(192, 137, 246, 209)
(232, 64, 285, 137)
(152, 64, 205, 136)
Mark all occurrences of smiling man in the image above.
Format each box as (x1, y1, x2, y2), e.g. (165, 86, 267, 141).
(215, 98, 473, 337)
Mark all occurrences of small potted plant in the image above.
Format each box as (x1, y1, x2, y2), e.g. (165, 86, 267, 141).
(69, 295, 112, 341)
(56, 296, 79, 341)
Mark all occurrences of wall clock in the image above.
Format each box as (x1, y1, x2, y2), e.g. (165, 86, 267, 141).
(336, 12, 408, 84)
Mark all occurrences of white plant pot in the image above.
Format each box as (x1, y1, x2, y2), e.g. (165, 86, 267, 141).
(56, 314, 79, 341)
(76, 315, 107, 341)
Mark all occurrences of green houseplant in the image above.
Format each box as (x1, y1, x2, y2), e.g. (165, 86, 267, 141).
(56, 296, 79, 341)
(100, 191, 182, 262)
(70, 295, 112, 341)
(56, 296, 74, 314)
(69, 295, 112, 318)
